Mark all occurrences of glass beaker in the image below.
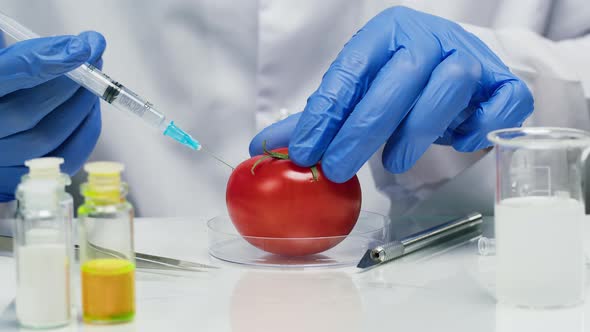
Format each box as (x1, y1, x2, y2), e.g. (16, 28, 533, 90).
(488, 127, 590, 308)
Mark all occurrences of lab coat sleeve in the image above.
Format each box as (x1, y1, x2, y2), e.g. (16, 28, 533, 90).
(460, 24, 590, 106)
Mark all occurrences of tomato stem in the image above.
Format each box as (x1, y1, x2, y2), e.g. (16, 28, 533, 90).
(250, 140, 320, 181)
(262, 140, 289, 160)
(251, 155, 272, 175)
(310, 165, 319, 181)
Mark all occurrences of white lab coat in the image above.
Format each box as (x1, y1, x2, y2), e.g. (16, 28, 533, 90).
(0, 0, 589, 236)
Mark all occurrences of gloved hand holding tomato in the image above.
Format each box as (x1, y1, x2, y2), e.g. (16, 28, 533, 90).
(226, 144, 362, 256)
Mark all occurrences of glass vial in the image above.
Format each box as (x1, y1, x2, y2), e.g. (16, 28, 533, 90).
(22, 157, 75, 309)
(78, 162, 135, 324)
(15, 179, 71, 328)
(477, 237, 496, 256)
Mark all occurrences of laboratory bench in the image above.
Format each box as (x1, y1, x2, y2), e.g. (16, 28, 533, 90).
(0, 216, 589, 332)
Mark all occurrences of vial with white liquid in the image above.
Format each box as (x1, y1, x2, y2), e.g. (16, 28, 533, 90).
(488, 127, 590, 308)
(14, 179, 71, 328)
(21, 158, 75, 280)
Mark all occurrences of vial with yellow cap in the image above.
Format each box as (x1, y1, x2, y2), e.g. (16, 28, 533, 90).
(77, 162, 135, 324)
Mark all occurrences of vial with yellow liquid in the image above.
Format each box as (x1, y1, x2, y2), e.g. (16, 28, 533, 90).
(78, 162, 135, 324)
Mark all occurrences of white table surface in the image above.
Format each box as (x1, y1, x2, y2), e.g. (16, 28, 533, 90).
(0, 217, 588, 332)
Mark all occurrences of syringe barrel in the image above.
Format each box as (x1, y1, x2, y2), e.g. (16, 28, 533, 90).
(0, 10, 167, 130)
(67, 65, 167, 130)
(111, 86, 167, 130)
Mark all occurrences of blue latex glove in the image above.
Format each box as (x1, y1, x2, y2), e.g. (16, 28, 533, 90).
(0, 31, 106, 201)
(250, 6, 533, 183)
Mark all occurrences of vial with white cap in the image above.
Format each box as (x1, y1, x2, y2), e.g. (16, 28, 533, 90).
(21, 157, 75, 312)
(14, 179, 72, 328)
(22, 157, 73, 225)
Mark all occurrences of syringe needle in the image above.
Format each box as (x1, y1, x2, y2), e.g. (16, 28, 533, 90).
(201, 146, 235, 170)
(162, 123, 234, 169)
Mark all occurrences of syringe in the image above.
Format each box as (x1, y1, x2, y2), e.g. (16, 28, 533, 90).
(0, 11, 234, 169)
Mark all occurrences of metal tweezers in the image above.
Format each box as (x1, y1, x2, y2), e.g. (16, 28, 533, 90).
(0, 235, 217, 271)
(76, 243, 218, 271)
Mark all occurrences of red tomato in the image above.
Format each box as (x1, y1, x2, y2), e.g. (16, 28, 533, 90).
(226, 148, 362, 256)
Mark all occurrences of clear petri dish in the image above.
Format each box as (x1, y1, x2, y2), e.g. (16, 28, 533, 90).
(208, 211, 390, 268)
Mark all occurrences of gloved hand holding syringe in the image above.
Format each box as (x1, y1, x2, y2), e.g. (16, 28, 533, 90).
(0, 10, 233, 169)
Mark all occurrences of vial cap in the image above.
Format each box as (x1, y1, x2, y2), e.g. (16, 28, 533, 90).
(25, 157, 64, 178)
(84, 162, 125, 175)
(84, 162, 125, 194)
